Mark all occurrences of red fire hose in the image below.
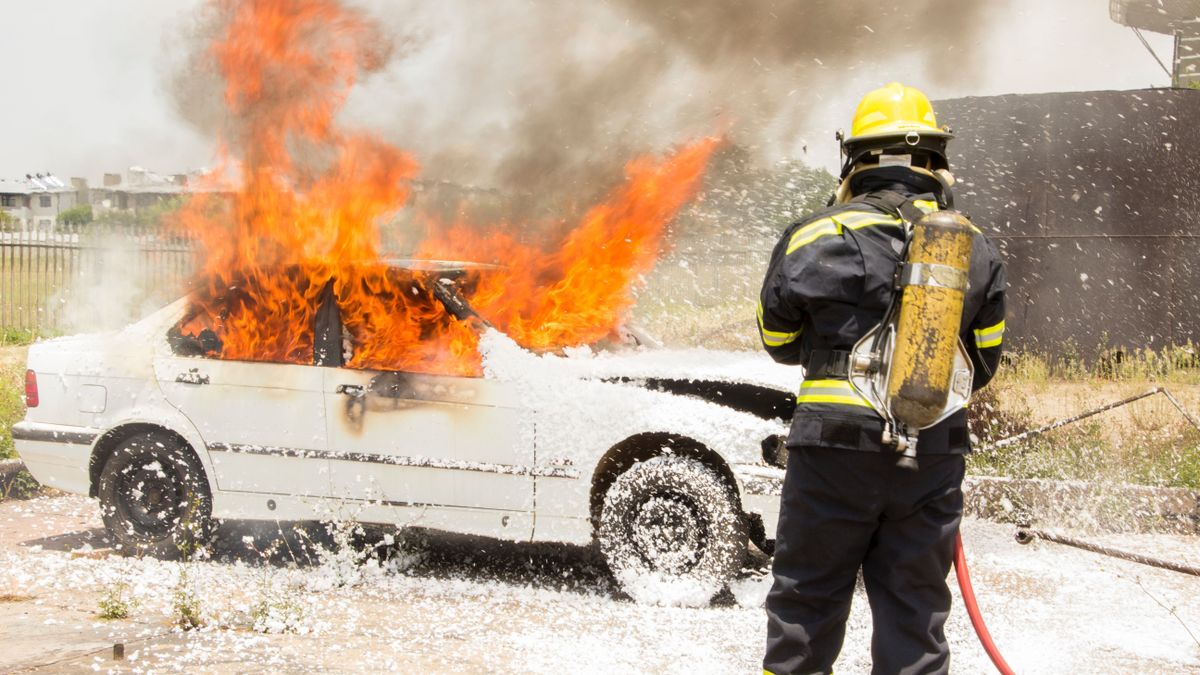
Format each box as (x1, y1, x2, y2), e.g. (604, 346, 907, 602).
(953, 531, 1016, 675)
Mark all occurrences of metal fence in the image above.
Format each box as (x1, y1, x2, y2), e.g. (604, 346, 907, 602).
(0, 224, 194, 334)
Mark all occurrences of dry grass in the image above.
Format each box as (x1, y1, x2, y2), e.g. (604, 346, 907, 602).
(634, 298, 759, 351)
(970, 351, 1200, 489)
(0, 347, 27, 460)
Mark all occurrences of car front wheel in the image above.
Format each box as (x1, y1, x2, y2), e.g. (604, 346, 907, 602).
(598, 455, 747, 606)
(98, 433, 213, 559)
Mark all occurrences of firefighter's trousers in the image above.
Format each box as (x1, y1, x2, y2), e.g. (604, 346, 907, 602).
(764, 446, 965, 675)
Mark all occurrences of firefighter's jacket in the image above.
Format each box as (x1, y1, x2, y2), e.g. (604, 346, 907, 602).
(758, 186, 1007, 454)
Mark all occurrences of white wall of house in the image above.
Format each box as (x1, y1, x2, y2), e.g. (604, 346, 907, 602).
(0, 194, 31, 229)
(1, 190, 78, 231)
(30, 190, 76, 223)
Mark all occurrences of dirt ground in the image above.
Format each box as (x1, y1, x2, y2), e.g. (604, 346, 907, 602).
(0, 493, 1197, 673)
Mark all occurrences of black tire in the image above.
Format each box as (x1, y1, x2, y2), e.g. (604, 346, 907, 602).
(98, 433, 213, 559)
(598, 455, 747, 606)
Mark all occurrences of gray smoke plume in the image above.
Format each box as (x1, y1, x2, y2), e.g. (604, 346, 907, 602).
(170, 0, 1007, 220)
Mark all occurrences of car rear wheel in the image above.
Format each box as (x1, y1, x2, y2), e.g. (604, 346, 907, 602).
(98, 433, 212, 559)
(598, 455, 747, 606)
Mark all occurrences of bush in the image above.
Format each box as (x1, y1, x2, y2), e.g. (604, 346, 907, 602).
(0, 362, 25, 460)
(56, 205, 93, 226)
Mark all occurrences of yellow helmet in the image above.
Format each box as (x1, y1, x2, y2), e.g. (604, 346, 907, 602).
(847, 82, 949, 143)
(835, 82, 957, 204)
(838, 82, 954, 180)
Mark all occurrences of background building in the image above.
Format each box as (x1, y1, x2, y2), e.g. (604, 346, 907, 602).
(90, 167, 196, 215)
(0, 174, 81, 232)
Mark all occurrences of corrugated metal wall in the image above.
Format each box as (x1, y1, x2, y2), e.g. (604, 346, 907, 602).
(936, 88, 1200, 356)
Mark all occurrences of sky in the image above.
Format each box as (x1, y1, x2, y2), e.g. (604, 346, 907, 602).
(0, 0, 1180, 183)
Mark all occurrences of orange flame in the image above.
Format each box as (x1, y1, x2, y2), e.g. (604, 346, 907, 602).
(177, 0, 716, 376)
(419, 138, 718, 351)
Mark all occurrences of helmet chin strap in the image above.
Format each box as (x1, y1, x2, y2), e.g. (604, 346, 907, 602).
(934, 169, 956, 209)
(834, 165, 957, 209)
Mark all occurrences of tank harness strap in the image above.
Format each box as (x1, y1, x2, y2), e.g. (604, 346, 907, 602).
(805, 349, 853, 379)
(852, 189, 930, 296)
(852, 190, 929, 225)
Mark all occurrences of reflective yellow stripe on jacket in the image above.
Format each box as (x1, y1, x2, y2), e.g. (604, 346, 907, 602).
(973, 319, 1005, 349)
(757, 301, 802, 348)
(786, 211, 902, 255)
(797, 379, 873, 408)
(912, 198, 981, 232)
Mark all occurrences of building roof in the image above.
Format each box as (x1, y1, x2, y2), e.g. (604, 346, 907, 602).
(0, 174, 75, 195)
(97, 166, 230, 195)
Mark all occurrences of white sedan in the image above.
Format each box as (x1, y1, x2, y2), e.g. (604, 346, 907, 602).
(13, 264, 793, 604)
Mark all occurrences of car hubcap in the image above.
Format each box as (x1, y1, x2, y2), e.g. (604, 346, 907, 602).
(630, 492, 707, 574)
(118, 462, 182, 538)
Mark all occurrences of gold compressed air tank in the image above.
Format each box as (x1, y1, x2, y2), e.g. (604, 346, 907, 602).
(886, 211, 975, 429)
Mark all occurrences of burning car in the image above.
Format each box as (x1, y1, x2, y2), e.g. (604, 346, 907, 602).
(13, 262, 794, 604)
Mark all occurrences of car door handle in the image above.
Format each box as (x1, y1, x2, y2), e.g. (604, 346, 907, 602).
(176, 369, 210, 385)
(336, 384, 365, 397)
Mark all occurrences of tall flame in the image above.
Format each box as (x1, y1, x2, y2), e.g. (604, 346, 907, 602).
(177, 0, 716, 376)
(419, 138, 718, 351)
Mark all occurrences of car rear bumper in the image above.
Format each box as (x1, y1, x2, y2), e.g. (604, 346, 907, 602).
(11, 421, 100, 495)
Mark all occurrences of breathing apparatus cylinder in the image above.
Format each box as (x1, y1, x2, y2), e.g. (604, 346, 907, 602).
(886, 211, 975, 429)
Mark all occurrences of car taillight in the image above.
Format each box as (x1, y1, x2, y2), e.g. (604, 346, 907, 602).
(24, 370, 38, 408)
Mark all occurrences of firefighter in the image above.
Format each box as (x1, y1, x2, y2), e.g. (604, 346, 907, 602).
(759, 82, 1007, 675)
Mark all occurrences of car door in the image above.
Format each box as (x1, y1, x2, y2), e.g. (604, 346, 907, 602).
(323, 366, 533, 513)
(154, 350, 331, 498)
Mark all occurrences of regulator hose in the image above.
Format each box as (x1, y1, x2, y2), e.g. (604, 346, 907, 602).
(953, 531, 1015, 675)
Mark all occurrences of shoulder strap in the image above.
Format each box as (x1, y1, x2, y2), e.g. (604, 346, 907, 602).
(851, 190, 930, 225)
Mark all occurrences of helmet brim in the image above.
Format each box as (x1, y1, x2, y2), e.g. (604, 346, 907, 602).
(839, 130, 953, 179)
(844, 128, 954, 146)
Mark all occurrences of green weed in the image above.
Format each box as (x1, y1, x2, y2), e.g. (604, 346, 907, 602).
(172, 565, 203, 630)
(1, 469, 40, 500)
(97, 582, 133, 620)
(250, 579, 305, 634)
(0, 329, 39, 346)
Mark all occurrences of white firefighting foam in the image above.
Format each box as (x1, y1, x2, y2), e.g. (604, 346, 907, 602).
(0, 493, 1197, 673)
(478, 328, 783, 472)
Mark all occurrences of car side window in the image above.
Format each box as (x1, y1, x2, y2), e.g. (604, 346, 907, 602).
(168, 296, 342, 367)
(167, 280, 330, 366)
(165, 269, 477, 375)
(167, 317, 224, 358)
(336, 269, 481, 377)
